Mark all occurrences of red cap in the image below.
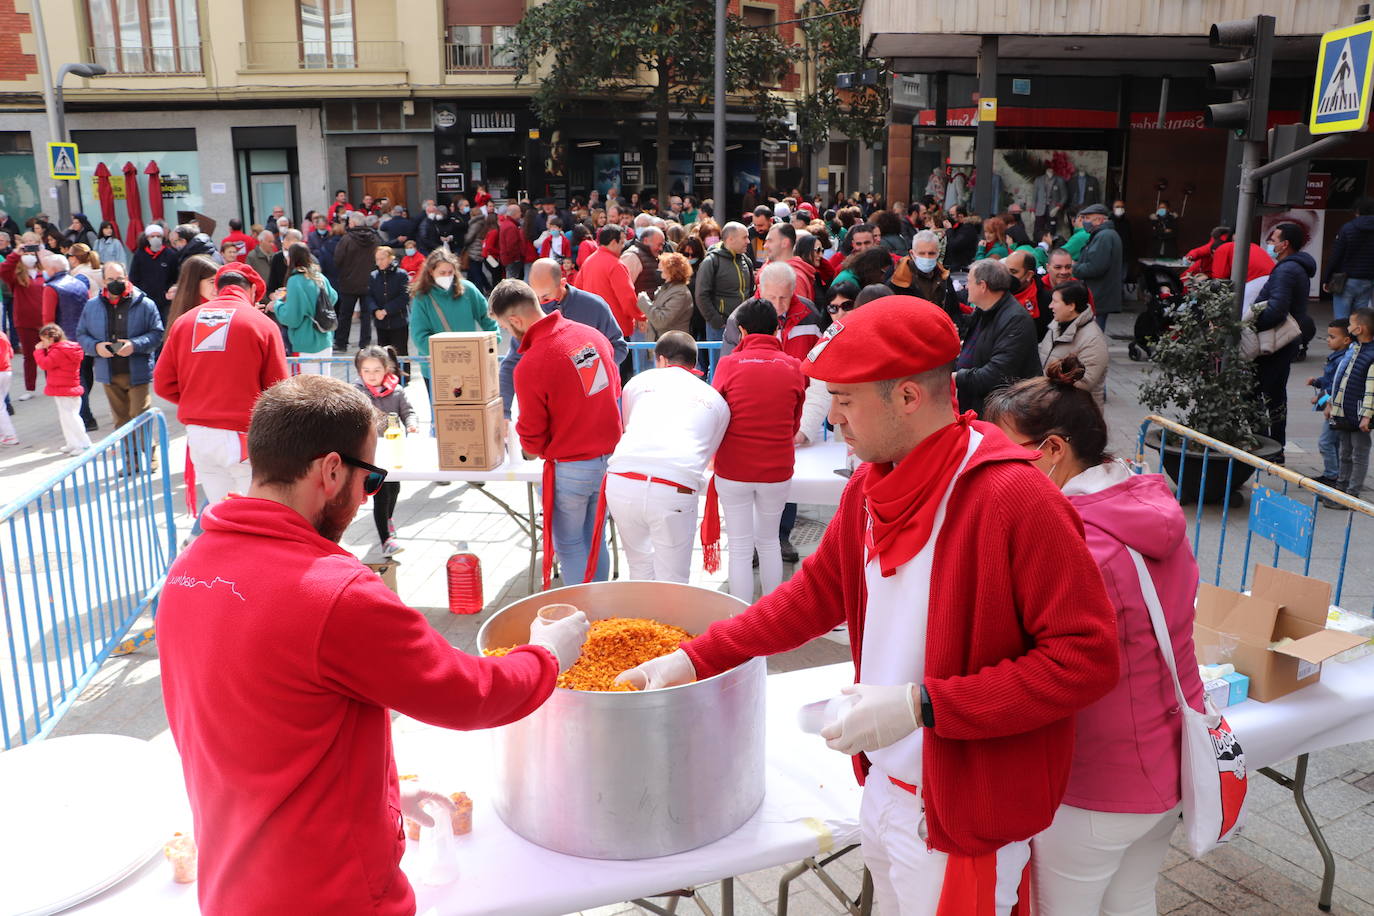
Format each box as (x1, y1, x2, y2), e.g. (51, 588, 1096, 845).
(803, 295, 960, 382)
(797, 202, 818, 218)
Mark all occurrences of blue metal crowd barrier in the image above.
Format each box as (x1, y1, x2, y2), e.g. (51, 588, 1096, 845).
(1136, 415, 1373, 610)
(287, 353, 431, 383)
(0, 409, 176, 748)
(627, 340, 724, 379)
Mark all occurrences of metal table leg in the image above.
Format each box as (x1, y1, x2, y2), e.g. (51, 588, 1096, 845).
(778, 845, 868, 916)
(1258, 753, 1335, 911)
(525, 482, 538, 593)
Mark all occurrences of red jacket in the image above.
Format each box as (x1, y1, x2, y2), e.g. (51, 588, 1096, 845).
(159, 497, 558, 916)
(497, 215, 526, 266)
(1183, 241, 1217, 278)
(400, 251, 426, 281)
(754, 256, 817, 305)
(575, 246, 643, 337)
(327, 200, 352, 221)
(711, 334, 805, 482)
(0, 330, 12, 371)
(683, 424, 1119, 857)
(34, 338, 84, 396)
(0, 250, 46, 328)
(776, 295, 823, 362)
(514, 310, 622, 461)
(223, 230, 258, 255)
(154, 272, 289, 433)
(1212, 241, 1274, 283)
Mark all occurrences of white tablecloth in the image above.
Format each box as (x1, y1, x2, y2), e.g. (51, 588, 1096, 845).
(386, 437, 851, 508)
(1224, 653, 1374, 770)
(71, 664, 861, 915)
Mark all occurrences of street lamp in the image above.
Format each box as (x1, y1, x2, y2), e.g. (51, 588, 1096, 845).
(50, 63, 107, 224)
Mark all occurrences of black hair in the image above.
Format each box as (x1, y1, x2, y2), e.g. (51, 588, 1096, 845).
(1270, 221, 1306, 251)
(355, 344, 401, 375)
(216, 271, 253, 291)
(1053, 281, 1091, 314)
(855, 283, 893, 307)
(771, 222, 797, 246)
(1352, 307, 1374, 334)
(1330, 318, 1354, 332)
(753, 205, 773, 218)
(737, 298, 780, 335)
(827, 278, 861, 306)
(654, 330, 697, 366)
(597, 224, 624, 246)
(1355, 197, 1374, 216)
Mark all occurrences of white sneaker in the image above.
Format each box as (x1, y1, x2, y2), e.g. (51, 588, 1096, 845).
(382, 538, 404, 557)
(17, 392, 33, 401)
(0, 436, 18, 446)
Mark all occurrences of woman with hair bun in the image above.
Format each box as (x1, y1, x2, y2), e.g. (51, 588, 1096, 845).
(984, 356, 1205, 916)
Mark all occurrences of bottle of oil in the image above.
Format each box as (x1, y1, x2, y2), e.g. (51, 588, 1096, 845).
(384, 412, 403, 468)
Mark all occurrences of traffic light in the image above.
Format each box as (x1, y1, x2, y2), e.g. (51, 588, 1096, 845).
(1205, 14, 1275, 139)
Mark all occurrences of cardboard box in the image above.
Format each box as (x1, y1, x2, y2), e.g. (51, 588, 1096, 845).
(1193, 566, 1366, 702)
(1202, 672, 1250, 709)
(435, 398, 505, 471)
(429, 332, 499, 404)
(365, 559, 400, 594)
(1327, 606, 1374, 662)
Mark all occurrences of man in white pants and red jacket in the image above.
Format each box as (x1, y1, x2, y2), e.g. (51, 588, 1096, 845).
(619, 295, 1119, 915)
(154, 262, 289, 510)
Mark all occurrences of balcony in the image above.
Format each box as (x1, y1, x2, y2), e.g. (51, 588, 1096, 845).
(239, 41, 405, 72)
(445, 42, 517, 73)
(88, 46, 203, 75)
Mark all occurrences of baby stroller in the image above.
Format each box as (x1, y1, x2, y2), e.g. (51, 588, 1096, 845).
(1128, 263, 1187, 362)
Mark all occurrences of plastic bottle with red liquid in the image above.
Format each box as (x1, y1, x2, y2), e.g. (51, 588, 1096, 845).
(447, 542, 483, 615)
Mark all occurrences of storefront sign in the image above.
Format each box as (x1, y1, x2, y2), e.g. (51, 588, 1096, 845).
(471, 112, 517, 134)
(1310, 159, 1368, 209)
(438, 172, 465, 194)
(693, 150, 713, 189)
(622, 149, 642, 187)
(80, 151, 203, 220)
(1305, 172, 1332, 208)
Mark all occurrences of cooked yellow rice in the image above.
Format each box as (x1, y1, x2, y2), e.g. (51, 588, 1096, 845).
(486, 617, 691, 691)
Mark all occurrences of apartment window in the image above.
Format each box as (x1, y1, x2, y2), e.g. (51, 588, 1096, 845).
(86, 0, 201, 74)
(446, 25, 517, 70)
(741, 5, 783, 85)
(298, 0, 355, 69)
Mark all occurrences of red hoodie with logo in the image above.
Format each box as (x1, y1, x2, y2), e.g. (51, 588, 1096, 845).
(159, 497, 559, 915)
(514, 310, 622, 461)
(153, 264, 289, 432)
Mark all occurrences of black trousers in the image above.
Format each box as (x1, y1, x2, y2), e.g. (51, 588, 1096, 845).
(333, 292, 372, 350)
(372, 481, 401, 543)
(1254, 343, 1298, 454)
(374, 325, 411, 381)
(79, 355, 95, 425)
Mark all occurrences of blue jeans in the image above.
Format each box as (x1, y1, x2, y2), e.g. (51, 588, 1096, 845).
(506, 261, 527, 282)
(701, 322, 725, 373)
(551, 456, 610, 584)
(466, 259, 490, 295)
(1333, 277, 1374, 321)
(1319, 422, 1341, 479)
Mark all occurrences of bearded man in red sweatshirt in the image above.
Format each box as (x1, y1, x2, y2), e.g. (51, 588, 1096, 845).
(619, 296, 1119, 915)
(159, 373, 590, 915)
(490, 278, 622, 589)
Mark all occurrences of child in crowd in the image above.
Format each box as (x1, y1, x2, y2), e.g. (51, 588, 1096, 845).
(0, 329, 16, 445)
(32, 323, 90, 454)
(400, 240, 425, 281)
(354, 345, 417, 556)
(1326, 307, 1374, 507)
(1309, 318, 1355, 488)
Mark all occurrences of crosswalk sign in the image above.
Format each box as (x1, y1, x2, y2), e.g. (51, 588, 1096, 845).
(47, 142, 79, 180)
(1310, 21, 1374, 134)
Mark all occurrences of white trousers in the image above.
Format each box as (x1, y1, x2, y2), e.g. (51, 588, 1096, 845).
(1032, 803, 1181, 916)
(604, 474, 698, 583)
(293, 346, 334, 377)
(0, 371, 15, 439)
(54, 395, 91, 450)
(714, 476, 790, 602)
(861, 771, 1029, 916)
(186, 424, 251, 505)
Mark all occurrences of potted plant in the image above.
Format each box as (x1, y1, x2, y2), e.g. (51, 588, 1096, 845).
(1138, 277, 1282, 503)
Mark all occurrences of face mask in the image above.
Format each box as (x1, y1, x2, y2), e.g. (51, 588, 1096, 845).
(148, 238, 162, 250)
(429, 212, 441, 221)
(1264, 243, 1278, 259)
(434, 274, 454, 290)
(106, 279, 127, 298)
(915, 256, 938, 273)
(1156, 208, 1167, 217)
(705, 236, 719, 247)
(20, 254, 35, 268)
(460, 205, 470, 214)
(405, 246, 416, 256)
(1112, 207, 1125, 217)
(688, 257, 699, 266)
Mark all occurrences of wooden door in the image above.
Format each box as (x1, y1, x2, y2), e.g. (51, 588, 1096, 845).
(363, 174, 408, 209)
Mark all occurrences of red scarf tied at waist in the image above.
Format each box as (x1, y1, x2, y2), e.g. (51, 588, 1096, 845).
(540, 461, 608, 590)
(863, 412, 974, 577)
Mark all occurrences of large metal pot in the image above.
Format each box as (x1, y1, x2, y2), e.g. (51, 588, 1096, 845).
(476, 581, 767, 860)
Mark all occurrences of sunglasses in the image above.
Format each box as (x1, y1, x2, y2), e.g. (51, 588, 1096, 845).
(333, 452, 388, 496)
(827, 300, 855, 314)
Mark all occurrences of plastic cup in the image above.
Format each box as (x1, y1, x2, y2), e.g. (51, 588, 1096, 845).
(537, 603, 579, 623)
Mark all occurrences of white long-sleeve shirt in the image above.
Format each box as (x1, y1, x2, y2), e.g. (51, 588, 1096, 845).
(608, 366, 730, 492)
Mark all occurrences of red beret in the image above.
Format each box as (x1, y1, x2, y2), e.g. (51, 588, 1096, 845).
(803, 295, 960, 383)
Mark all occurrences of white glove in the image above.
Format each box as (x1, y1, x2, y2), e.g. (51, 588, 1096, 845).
(399, 781, 455, 828)
(614, 648, 696, 690)
(528, 610, 590, 673)
(819, 683, 920, 756)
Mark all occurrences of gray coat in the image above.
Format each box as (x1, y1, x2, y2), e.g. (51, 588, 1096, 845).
(1032, 173, 1069, 215)
(1073, 225, 1124, 315)
(1039, 309, 1109, 407)
(647, 282, 694, 338)
(693, 245, 755, 329)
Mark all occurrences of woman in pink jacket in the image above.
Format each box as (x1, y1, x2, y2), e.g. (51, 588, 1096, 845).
(985, 355, 1205, 915)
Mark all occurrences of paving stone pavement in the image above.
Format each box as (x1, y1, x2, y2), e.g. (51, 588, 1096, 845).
(4, 308, 1374, 914)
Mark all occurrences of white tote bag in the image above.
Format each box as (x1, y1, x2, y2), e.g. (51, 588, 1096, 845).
(1127, 548, 1248, 857)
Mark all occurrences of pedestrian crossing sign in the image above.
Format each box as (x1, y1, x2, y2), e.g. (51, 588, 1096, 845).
(1310, 21, 1374, 134)
(47, 142, 79, 180)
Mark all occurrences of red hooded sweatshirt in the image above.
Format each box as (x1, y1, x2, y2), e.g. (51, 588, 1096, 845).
(514, 310, 622, 461)
(683, 423, 1119, 858)
(33, 338, 84, 396)
(710, 334, 805, 482)
(153, 263, 288, 432)
(159, 497, 558, 915)
(0, 250, 46, 329)
(575, 245, 643, 337)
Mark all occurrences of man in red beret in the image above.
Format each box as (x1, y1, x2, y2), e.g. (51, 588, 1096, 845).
(619, 295, 1118, 914)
